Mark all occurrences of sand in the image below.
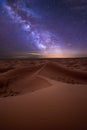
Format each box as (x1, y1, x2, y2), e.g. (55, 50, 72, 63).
(0, 58, 87, 129)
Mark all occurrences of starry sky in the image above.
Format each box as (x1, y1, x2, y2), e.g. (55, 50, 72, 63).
(0, 0, 87, 58)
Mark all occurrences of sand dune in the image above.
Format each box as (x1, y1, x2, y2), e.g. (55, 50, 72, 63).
(0, 81, 87, 130)
(9, 76, 52, 95)
(0, 59, 87, 97)
(0, 58, 87, 129)
(39, 62, 87, 84)
(0, 64, 44, 97)
(54, 58, 87, 72)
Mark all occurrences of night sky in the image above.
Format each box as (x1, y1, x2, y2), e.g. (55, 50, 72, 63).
(0, 0, 87, 58)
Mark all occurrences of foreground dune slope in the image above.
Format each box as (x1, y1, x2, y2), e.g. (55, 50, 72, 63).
(0, 80, 87, 130)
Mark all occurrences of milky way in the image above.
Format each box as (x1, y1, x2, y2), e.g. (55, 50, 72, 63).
(0, 0, 63, 57)
(0, 0, 87, 58)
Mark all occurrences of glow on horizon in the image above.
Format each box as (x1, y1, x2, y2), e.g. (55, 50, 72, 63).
(14, 51, 87, 59)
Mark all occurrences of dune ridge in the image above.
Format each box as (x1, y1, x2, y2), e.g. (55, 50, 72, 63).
(39, 62, 87, 84)
(0, 64, 44, 97)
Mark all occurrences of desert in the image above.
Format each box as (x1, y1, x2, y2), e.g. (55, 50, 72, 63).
(0, 58, 87, 130)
